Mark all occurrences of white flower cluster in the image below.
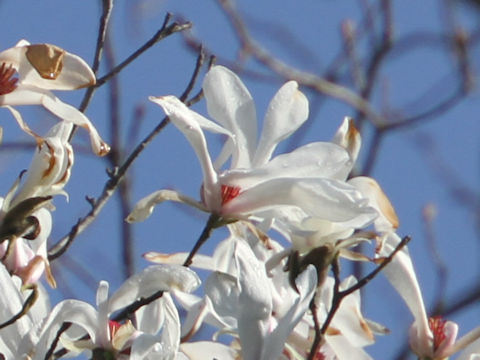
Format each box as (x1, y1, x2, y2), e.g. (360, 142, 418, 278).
(0, 43, 478, 360)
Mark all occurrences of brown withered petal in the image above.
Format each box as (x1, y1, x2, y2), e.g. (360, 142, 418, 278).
(25, 44, 65, 80)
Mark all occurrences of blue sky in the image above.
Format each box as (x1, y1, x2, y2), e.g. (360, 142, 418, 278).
(0, 1, 479, 359)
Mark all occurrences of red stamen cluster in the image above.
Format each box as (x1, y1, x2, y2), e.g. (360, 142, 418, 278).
(0, 62, 18, 95)
(221, 184, 241, 205)
(429, 316, 447, 351)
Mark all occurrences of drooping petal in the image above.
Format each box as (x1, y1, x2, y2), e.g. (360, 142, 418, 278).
(0, 87, 109, 156)
(220, 142, 352, 190)
(203, 65, 257, 168)
(379, 232, 431, 354)
(253, 81, 309, 166)
(223, 177, 377, 222)
(108, 265, 201, 314)
(126, 190, 207, 223)
(149, 96, 219, 210)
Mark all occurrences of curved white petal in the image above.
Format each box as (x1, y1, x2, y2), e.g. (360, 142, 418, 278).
(379, 232, 431, 353)
(220, 142, 352, 190)
(20, 45, 96, 90)
(0, 87, 109, 156)
(332, 117, 361, 162)
(34, 299, 99, 360)
(149, 96, 219, 210)
(253, 81, 309, 166)
(127, 190, 207, 223)
(0, 42, 95, 90)
(108, 265, 201, 314)
(203, 65, 257, 168)
(349, 176, 399, 231)
(223, 177, 377, 222)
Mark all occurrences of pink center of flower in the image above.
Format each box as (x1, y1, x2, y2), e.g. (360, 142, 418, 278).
(221, 184, 241, 205)
(429, 316, 447, 352)
(108, 320, 122, 338)
(0, 63, 18, 95)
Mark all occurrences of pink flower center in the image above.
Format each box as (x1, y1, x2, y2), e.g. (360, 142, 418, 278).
(108, 320, 122, 338)
(0, 63, 18, 95)
(221, 184, 241, 205)
(429, 316, 447, 352)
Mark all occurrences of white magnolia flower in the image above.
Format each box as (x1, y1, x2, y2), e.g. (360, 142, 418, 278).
(271, 118, 391, 254)
(128, 66, 376, 229)
(0, 263, 50, 360)
(147, 226, 317, 360)
(0, 39, 109, 156)
(0, 122, 74, 287)
(34, 265, 200, 360)
(379, 232, 480, 359)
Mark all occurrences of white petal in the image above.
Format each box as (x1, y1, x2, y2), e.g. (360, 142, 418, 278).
(180, 341, 238, 360)
(34, 299, 99, 359)
(203, 65, 257, 168)
(379, 232, 431, 349)
(127, 190, 207, 223)
(223, 177, 377, 222)
(349, 176, 399, 231)
(220, 142, 352, 190)
(0, 87, 109, 156)
(13, 43, 95, 89)
(149, 96, 219, 209)
(108, 265, 201, 314)
(253, 81, 309, 166)
(332, 117, 361, 162)
(262, 265, 317, 360)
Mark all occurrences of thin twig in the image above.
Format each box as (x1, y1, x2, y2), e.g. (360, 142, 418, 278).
(94, 14, 192, 88)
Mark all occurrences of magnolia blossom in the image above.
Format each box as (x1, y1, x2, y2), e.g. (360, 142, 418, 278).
(0, 122, 73, 287)
(0, 264, 50, 360)
(271, 118, 396, 255)
(128, 66, 376, 229)
(0, 39, 109, 156)
(34, 265, 200, 359)
(378, 230, 480, 359)
(163, 233, 317, 360)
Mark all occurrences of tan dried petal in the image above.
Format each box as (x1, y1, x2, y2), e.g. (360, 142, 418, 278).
(26, 44, 65, 80)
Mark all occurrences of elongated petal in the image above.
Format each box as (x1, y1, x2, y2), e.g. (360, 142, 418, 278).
(0, 87, 109, 156)
(127, 190, 207, 223)
(149, 96, 219, 210)
(379, 232, 431, 353)
(108, 265, 201, 314)
(220, 142, 352, 190)
(253, 81, 309, 166)
(203, 65, 257, 168)
(262, 265, 317, 360)
(223, 177, 377, 222)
